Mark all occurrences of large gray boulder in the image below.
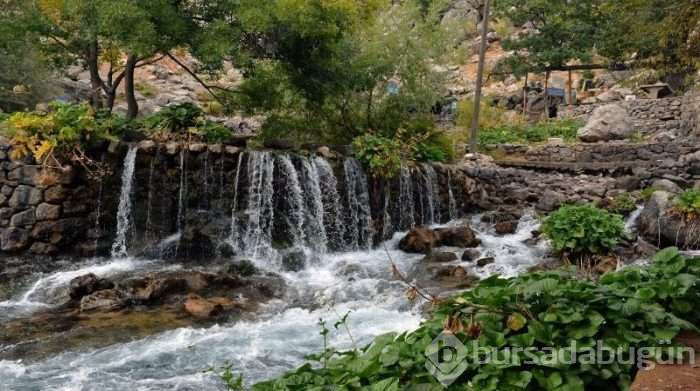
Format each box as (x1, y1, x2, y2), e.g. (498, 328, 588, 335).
(638, 191, 700, 249)
(577, 104, 635, 142)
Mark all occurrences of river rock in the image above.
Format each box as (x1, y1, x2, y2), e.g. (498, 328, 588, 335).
(461, 249, 480, 261)
(184, 293, 223, 318)
(476, 257, 495, 267)
(651, 179, 683, 195)
(639, 191, 700, 249)
(398, 226, 440, 254)
(436, 226, 480, 248)
(423, 251, 458, 263)
(495, 220, 518, 235)
(79, 289, 128, 312)
(131, 276, 186, 302)
(536, 190, 566, 212)
(577, 104, 634, 142)
(69, 273, 115, 300)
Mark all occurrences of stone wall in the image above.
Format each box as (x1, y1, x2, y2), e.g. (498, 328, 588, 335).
(558, 95, 688, 139)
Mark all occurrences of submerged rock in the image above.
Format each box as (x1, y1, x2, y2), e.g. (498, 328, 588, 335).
(461, 249, 480, 261)
(476, 257, 495, 267)
(422, 251, 458, 263)
(495, 220, 518, 235)
(184, 294, 224, 318)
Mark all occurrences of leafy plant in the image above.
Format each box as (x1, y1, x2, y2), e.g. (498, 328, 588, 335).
(541, 204, 624, 257)
(608, 193, 637, 216)
(253, 248, 700, 390)
(673, 189, 700, 217)
(352, 134, 403, 178)
(640, 187, 660, 201)
(142, 103, 233, 143)
(415, 131, 456, 163)
(0, 103, 112, 173)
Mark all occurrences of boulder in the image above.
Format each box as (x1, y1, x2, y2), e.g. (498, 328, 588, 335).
(436, 226, 480, 248)
(398, 226, 440, 254)
(69, 273, 115, 300)
(495, 220, 518, 235)
(639, 191, 700, 249)
(184, 294, 223, 318)
(131, 276, 186, 302)
(10, 209, 36, 227)
(536, 190, 566, 212)
(79, 289, 128, 312)
(577, 104, 634, 142)
(651, 179, 683, 195)
(0, 227, 30, 251)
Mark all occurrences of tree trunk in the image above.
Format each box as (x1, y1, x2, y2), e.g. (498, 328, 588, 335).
(469, 0, 491, 154)
(124, 54, 139, 119)
(87, 40, 103, 108)
(105, 91, 116, 114)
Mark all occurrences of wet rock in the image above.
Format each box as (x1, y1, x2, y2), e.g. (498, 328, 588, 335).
(178, 211, 229, 260)
(423, 251, 458, 263)
(436, 226, 480, 248)
(461, 249, 480, 261)
(69, 273, 115, 300)
(8, 185, 43, 209)
(399, 226, 440, 254)
(316, 146, 334, 159)
(28, 241, 57, 255)
(476, 257, 495, 267)
(80, 289, 128, 312)
(577, 104, 634, 142)
(431, 266, 479, 290)
(131, 276, 186, 302)
(36, 203, 61, 221)
(184, 293, 223, 318)
(594, 257, 617, 274)
(634, 240, 659, 258)
(225, 260, 258, 277)
(495, 220, 518, 235)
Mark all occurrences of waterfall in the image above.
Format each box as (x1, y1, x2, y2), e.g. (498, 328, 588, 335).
(176, 149, 187, 232)
(342, 158, 372, 250)
(447, 169, 458, 221)
(314, 157, 344, 250)
(300, 158, 327, 255)
(201, 151, 211, 210)
(229, 153, 244, 249)
(396, 165, 415, 231)
(111, 145, 138, 258)
(92, 171, 104, 256)
(277, 155, 307, 249)
(382, 185, 393, 240)
(240, 151, 276, 261)
(421, 164, 440, 225)
(145, 154, 156, 240)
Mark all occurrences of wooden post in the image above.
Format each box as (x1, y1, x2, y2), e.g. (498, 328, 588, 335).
(469, 0, 491, 154)
(522, 73, 529, 116)
(568, 70, 573, 113)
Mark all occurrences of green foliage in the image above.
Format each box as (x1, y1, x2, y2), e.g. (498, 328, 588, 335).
(640, 187, 660, 201)
(673, 189, 700, 216)
(352, 134, 403, 178)
(141, 103, 233, 143)
(0, 103, 113, 163)
(415, 131, 456, 163)
(253, 248, 700, 390)
(541, 204, 625, 257)
(608, 193, 637, 216)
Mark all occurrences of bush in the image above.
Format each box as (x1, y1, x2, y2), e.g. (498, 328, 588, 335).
(142, 103, 233, 142)
(608, 193, 637, 216)
(673, 189, 700, 216)
(541, 204, 624, 256)
(252, 248, 700, 391)
(0, 103, 112, 165)
(640, 187, 660, 201)
(352, 134, 403, 178)
(414, 131, 456, 163)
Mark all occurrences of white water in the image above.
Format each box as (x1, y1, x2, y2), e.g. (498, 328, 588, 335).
(110, 146, 138, 258)
(397, 165, 415, 231)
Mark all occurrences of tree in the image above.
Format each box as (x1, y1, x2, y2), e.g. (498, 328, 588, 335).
(494, 0, 604, 75)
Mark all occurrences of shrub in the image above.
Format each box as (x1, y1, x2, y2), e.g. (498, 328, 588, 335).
(142, 103, 233, 142)
(352, 134, 402, 178)
(414, 131, 456, 163)
(608, 193, 637, 216)
(0, 103, 112, 167)
(252, 248, 700, 391)
(640, 187, 660, 201)
(541, 204, 624, 256)
(673, 189, 700, 216)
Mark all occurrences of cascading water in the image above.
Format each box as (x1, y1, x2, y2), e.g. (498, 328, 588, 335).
(239, 151, 276, 262)
(313, 157, 345, 250)
(177, 149, 187, 232)
(300, 158, 328, 256)
(342, 158, 372, 250)
(229, 153, 244, 249)
(396, 165, 415, 231)
(447, 169, 458, 221)
(420, 163, 440, 225)
(110, 145, 138, 258)
(277, 155, 307, 251)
